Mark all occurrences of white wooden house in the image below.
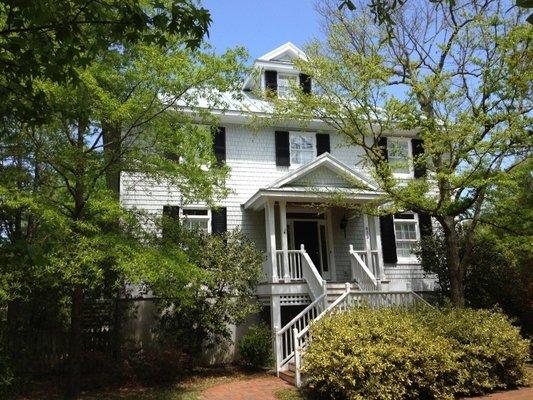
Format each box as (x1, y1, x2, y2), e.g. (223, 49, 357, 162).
(121, 42, 435, 384)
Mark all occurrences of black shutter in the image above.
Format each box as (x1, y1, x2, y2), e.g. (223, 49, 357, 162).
(213, 127, 226, 165)
(265, 70, 277, 94)
(377, 137, 388, 161)
(275, 131, 290, 166)
(162, 205, 179, 240)
(418, 212, 433, 237)
(299, 73, 311, 94)
(211, 207, 227, 235)
(379, 215, 398, 264)
(411, 138, 426, 178)
(316, 133, 330, 156)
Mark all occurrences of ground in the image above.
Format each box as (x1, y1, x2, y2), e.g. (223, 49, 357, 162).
(14, 367, 532, 400)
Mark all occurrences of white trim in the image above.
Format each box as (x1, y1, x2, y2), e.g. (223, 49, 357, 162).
(180, 207, 211, 233)
(388, 137, 413, 178)
(258, 42, 307, 62)
(289, 131, 316, 166)
(393, 212, 420, 262)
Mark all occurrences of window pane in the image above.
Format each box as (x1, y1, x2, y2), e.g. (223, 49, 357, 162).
(396, 241, 415, 257)
(395, 222, 416, 240)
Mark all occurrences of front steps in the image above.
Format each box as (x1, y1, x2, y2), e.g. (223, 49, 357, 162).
(279, 361, 297, 385)
(326, 282, 358, 304)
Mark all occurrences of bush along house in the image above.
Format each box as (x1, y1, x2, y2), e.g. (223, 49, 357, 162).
(121, 43, 436, 385)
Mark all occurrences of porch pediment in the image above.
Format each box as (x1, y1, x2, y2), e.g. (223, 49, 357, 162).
(269, 153, 377, 191)
(244, 153, 381, 211)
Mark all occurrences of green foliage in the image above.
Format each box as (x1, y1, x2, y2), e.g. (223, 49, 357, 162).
(237, 323, 273, 369)
(153, 228, 263, 358)
(303, 307, 529, 399)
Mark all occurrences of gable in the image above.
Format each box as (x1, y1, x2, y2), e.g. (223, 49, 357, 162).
(287, 165, 357, 188)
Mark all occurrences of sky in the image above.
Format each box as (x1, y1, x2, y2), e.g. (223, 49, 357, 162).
(202, 0, 323, 60)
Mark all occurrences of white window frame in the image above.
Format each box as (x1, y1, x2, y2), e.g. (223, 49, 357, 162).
(388, 138, 413, 178)
(277, 73, 299, 99)
(180, 208, 212, 234)
(393, 212, 419, 262)
(289, 131, 316, 167)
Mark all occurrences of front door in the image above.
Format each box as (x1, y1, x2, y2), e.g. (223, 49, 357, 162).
(292, 220, 331, 280)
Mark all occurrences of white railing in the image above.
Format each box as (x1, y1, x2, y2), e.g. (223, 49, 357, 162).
(293, 283, 352, 387)
(300, 245, 327, 301)
(275, 250, 304, 280)
(354, 249, 380, 277)
(275, 293, 327, 370)
(349, 245, 379, 291)
(350, 290, 432, 308)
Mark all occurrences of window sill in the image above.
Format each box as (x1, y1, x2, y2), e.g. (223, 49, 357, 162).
(396, 258, 420, 265)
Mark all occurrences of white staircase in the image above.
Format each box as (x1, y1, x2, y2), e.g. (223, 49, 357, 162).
(274, 245, 433, 388)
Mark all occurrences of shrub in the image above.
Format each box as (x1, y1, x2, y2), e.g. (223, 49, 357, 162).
(303, 307, 529, 400)
(237, 323, 273, 369)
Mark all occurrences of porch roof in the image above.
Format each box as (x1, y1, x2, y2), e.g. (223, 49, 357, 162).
(243, 153, 383, 210)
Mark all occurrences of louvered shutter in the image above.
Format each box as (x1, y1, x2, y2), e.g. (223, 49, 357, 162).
(379, 215, 398, 264)
(299, 73, 311, 94)
(377, 137, 388, 161)
(316, 133, 330, 155)
(265, 70, 277, 94)
(213, 127, 226, 165)
(162, 205, 179, 240)
(411, 138, 426, 178)
(211, 207, 227, 235)
(418, 212, 433, 237)
(275, 131, 290, 166)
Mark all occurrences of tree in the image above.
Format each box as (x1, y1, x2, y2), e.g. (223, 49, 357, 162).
(0, 0, 211, 121)
(274, 0, 532, 306)
(0, 36, 246, 397)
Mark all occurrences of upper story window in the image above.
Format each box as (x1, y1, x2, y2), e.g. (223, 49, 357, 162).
(393, 212, 419, 259)
(290, 132, 315, 166)
(388, 138, 412, 176)
(277, 74, 298, 98)
(181, 208, 211, 233)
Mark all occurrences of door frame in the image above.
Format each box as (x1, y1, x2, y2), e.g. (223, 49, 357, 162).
(287, 214, 336, 281)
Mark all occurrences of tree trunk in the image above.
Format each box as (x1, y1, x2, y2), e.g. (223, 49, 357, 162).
(441, 217, 465, 307)
(65, 285, 84, 400)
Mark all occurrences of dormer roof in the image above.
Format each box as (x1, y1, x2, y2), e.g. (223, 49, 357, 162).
(257, 42, 308, 63)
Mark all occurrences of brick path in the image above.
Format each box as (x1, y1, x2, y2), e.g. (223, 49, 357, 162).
(469, 386, 533, 400)
(200, 375, 293, 400)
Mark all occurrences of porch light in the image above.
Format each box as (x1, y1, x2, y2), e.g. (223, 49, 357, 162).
(340, 215, 348, 237)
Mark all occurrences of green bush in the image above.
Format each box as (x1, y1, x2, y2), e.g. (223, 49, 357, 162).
(303, 307, 529, 400)
(237, 323, 273, 369)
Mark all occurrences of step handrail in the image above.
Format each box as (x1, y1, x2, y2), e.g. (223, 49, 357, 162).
(349, 245, 379, 290)
(276, 293, 327, 370)
(300, 244, 327, 301)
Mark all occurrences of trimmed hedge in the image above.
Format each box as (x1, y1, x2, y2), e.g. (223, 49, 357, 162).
(303, 307, 529, 400)
(237, 323, 273, 369)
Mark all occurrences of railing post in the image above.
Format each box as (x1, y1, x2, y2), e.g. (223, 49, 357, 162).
(293, 328, 301, 387)
(376, 278, 382, 291)
(348, 245, 355, 281)
(274, 325, 281, 375)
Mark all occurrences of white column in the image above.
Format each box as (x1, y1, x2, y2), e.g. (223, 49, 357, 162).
(265, 199, 278, 282)
(271, 295, 282, 373)
(362, 214, 373, 271)
(279, 201, 290, 282)
(374, 216, 386, 280)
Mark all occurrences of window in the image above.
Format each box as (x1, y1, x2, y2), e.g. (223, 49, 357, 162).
(388, 139, 411, 175)
(277, 74, 298, 98)
(181, 208, 211, 233)
(393, 213, 419, 259)
(289, 132, 315, 165)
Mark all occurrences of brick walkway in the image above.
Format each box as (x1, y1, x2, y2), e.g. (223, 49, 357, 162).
(200, 375, 293, 400)
(468, 386, 533, 400)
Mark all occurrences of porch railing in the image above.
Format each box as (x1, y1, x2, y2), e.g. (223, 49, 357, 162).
(300, 245, 327, 301)
(275, 250, 304, 280)
(349, 245, 380, 291)
(354, 249, 380, 277)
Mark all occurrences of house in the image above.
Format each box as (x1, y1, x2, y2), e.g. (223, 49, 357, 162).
(120, 42, 435, 383)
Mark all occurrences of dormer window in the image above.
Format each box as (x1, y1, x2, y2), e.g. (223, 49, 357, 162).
(278, 73, 298, 98)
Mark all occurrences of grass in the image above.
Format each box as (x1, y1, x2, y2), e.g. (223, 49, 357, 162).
(15, 366, 253, 400)
(274, 388, 306, 400)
